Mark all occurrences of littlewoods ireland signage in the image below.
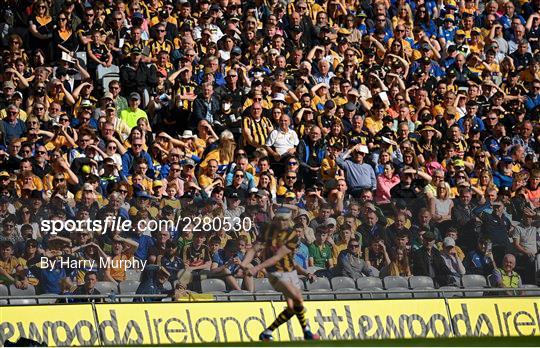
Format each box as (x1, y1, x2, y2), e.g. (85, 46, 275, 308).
(1, 298, 539, 346)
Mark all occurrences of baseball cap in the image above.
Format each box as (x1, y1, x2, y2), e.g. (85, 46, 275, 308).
(101, 92, 114, 100)
(130, 47, 142, 55)
(82, 183, 95, 192)
(182, 158, 196, 167)
(3, 81, 15, 89)
(231, 46, 242, 55)
(443, 237, 456, 247)
(275, 208, 292, 219)
(323, 218, 337, 227)
(153, 180, 164, 188)
(344, 102, 356, 112)
(129, 92, 141, 100)
(456, 29, 466, 36)
(80, 99, 93, 108)
(284, 191, 296, 199)
(226, 188, 244, 200)
(0, 171, 9, 178)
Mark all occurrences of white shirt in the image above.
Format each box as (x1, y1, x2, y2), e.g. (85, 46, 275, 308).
(265, 128, 300, 156)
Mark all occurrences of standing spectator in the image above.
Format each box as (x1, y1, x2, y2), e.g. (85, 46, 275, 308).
(511, 208, 538, 284)
(242, 102, 273, 153)
(192, 82, 220, 128)
(480, 200, 512, 264)
(297, 125, 327, 188)
(120, 93, 148, 130)
(1, 105, 26, 144)
(336, 143, 376, 198)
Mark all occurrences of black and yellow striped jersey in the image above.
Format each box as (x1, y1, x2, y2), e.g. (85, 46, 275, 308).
(122, 39, 148, 56)
(243, 116, 273, 147)
(174, 81, 198, 112)
(149, 39, 174, 58)
(258, 224, 298, 273)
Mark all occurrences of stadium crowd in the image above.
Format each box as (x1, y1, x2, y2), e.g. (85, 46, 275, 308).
(0, 0, 539, 301)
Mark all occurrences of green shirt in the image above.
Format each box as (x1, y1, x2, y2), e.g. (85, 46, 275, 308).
(120, 108, 148, 129)
(308, 242, 332, 268)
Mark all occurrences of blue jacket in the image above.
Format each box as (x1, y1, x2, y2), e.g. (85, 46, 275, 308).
(121, 149, 155, 179)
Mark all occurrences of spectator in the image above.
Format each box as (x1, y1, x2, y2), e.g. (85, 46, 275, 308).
(380, 247, 412, 278)
(72, 272, 102, 303)
(480, 200, 512, 264)
(135, 265, 174, 302)
(120, 93, 148, 130)
(440, 237, 466, 284)
(412, 231, 453, 287)
(364, 238, 390, 272)
(491, 254, 523, 296)
(334, 239, 374, 279)
(308, 226, 334, 269)
(511, 208, 538, 284)
(336, 143, 376, 197)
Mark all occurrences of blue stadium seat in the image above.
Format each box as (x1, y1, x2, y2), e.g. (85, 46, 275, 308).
(308, 289, 335, 300)
(254, 290, 282, 301)
(0, 284, 8, 305)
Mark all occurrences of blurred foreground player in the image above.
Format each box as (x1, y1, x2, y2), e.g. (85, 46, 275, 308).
(242, 209, 319, 341)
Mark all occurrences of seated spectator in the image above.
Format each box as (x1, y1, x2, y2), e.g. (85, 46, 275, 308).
(334, 239, 374, 279)
(491, 254, 523, 296)
(440, 237, 466, 284)
(210, 239, 253, 291)
(364, 238, 390, 272)
(135, 265, 174, 302)
(182, 231, 211, 273)
(437, 227, 465, 261)
(72, 272, 102, 303)
(308, 226, 334, 269)
(412, 231, 453, 287)
(380, 247, 412, 278)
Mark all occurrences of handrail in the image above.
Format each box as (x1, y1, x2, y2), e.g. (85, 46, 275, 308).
(1, 287, 538, 303)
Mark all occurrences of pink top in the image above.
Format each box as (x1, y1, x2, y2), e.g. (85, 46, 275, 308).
(375, 174, 400, 204)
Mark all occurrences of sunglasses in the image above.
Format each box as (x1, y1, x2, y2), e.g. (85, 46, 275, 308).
(234, 174, 244, 178)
